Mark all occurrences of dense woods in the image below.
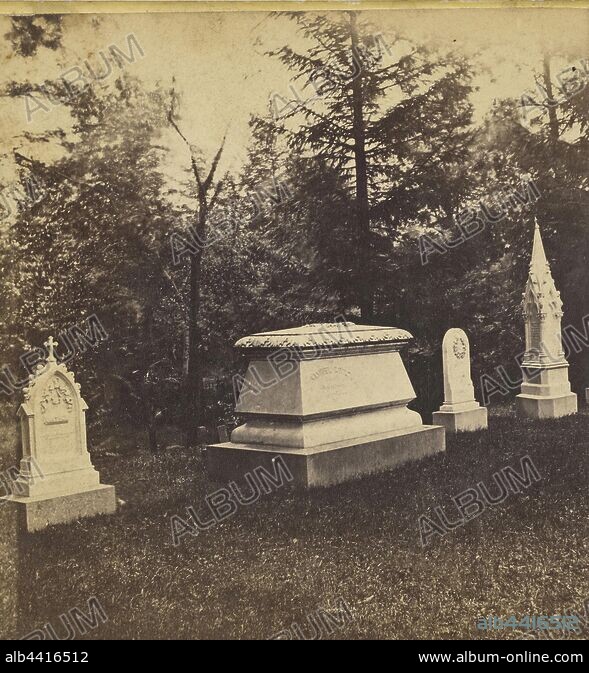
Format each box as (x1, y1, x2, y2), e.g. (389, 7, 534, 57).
(1, 12, 588, 448)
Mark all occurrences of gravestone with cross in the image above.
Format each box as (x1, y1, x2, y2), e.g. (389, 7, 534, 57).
(1, 337, 116, 531)
(432, 328, 488, 432)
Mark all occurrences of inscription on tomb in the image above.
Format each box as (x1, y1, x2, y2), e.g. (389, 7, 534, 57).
(311, 366, 352, 388)
(530, 321, 541, 350)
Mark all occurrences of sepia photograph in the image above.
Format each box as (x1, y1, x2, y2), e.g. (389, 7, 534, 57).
(0, 0, 587, 654)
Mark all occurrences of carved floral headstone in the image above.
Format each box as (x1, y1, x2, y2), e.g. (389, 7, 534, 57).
(432, 328, 488, 432)
(2, 337, 116, 531)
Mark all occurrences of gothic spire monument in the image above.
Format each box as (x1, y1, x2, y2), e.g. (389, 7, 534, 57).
(516, 221, 577, 419)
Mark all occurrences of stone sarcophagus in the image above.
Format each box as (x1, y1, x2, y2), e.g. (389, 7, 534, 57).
(206, 322, 445, 488)
(2, 338, 116, 531)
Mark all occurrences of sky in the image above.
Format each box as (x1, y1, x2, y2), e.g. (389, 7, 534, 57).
(0, 7, 587, 209)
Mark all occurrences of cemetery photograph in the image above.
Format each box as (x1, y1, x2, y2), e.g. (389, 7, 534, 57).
(0, 0, 588, 653)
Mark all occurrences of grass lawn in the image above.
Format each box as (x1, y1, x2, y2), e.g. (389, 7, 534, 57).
(5, 405, 589, 640)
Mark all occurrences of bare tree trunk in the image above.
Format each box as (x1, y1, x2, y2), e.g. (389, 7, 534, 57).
(143, 303, 158, 452)
(168, 95, 225, 446)
(350, 12, 373, 322)
(186, 243, 204, 445)
(543, 55, 560, 143)
(182, 324, 190, 377)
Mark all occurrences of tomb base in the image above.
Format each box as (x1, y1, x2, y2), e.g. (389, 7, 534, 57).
(515, 393, 578, 420)
(432, 402, 488, 433)
(206, 425, 445, 488)
(516, 364, 577, 419)
(2, 484, 117, 533)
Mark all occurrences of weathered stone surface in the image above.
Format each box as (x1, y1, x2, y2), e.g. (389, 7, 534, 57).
(516, 223, 577, 419)
(8, 485, 116, 533)
(432, 328, 488, 433)
(235, 322, 412, 354)
(1, 338, 116, 530)
(207, 322, 445, 488)
(433, 406, 488, 433)
(207, 426, 445, 489)
(516, 392, 578, 420)
(233, 350, 423, 447)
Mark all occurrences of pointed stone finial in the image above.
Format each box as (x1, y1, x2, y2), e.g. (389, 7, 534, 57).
(530, 218, 549, 277)
(523, 219, 563, 319)
(44, 336, 57, 362)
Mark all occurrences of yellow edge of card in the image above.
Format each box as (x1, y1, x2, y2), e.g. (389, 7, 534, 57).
(1, 1, 589, 17)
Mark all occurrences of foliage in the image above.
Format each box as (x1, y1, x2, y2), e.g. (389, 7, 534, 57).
(0, 14, 588, 438)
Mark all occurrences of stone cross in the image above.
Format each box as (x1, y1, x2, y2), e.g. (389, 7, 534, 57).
(44, 336, 57, 362)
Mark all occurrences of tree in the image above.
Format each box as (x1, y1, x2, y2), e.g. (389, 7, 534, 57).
(263, 11, 474, 320)
(4, 15, 62, 57)
(510, 52, 589, 391)
(1, 67, 184, 450)
(168, 88, 226, 445)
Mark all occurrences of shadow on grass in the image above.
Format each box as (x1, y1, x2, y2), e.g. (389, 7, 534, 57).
(6, 407, 589, 640)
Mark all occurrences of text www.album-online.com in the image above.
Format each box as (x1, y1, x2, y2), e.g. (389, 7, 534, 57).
(418, 652, 584, 663)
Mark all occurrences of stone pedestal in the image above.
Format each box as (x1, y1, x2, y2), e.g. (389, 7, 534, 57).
(7, 485, 116, 533)
(1, 338, 116, 531)
(516, 364, 578, 420)
(433, 402, 488, 433)
(206, 322, 445, 488)
(208, 426, 445, 489)
(432, 329, 488, 433)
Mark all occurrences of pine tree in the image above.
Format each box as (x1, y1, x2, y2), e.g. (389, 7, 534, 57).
(262, 11, 474, 320)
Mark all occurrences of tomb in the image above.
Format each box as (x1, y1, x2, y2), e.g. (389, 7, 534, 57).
(206, 322, 445, 488)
